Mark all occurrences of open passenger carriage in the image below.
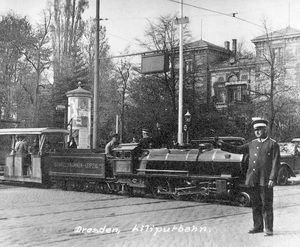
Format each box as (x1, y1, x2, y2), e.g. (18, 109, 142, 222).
(0, 128, 69, 184)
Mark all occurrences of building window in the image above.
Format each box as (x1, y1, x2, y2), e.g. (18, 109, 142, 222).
(227, 85, 247, 103)
(228, 74, 238, 82)
(214, 82, 226, 103)
(218, 86, 226, 103)
(296, 45, 300, 56)
(1, 106, 5, 119)
(241, 75, 248, 81)
(218, 76, 224, 82)
(272, 47, 283, 63)
(184, 60, 193, 73)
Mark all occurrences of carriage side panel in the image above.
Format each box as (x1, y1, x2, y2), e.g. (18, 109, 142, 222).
(49, 152, 106, 179)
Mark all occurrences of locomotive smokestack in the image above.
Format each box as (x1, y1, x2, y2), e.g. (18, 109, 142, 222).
(232, 39, 237, 54)
(224, 41, 230, 50)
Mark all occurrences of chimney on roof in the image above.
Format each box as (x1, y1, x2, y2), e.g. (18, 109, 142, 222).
(224, 41, 230, 50)
(232, 39, 237, 54)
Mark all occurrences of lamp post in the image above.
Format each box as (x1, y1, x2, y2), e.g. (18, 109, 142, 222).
(184, 110, 192, 144)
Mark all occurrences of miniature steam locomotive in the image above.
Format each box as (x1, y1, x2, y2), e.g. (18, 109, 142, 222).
(0, 128, 252, 206)
(49, 142, 251, 206)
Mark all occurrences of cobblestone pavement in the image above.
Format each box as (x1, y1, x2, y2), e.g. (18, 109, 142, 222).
(0, 176, 300, 247)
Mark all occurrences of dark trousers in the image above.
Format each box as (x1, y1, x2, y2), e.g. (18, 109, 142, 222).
(249, 186, 274, 232)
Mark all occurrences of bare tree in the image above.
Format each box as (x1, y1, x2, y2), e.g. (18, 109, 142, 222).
(20, 9, 53, 127)
(252, 20, 296, 135)
(112, 47, 139, 142)
(136, 14, 192, 117)
(0, 13, 35, 126)
(51, 0, 89, 100)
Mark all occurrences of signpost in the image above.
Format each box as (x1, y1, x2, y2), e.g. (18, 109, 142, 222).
(141, 53, 169, 74)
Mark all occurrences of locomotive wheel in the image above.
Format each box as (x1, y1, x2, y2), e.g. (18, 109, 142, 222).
(171, 191, 181, 200)
(150, 180, 171, 199)
(237, 192, 251, 207)
(66, 181, 76, 191)
(93, 183, 107, 194)
(57, 180, 67, 190)
(83, 182, 92, 192)
(75, 182, 85, 192)
(172, 192, 189, 201)
(98, 183, 110, 194)
(277, 166, 289, 186)
(191, 194, 204, 202)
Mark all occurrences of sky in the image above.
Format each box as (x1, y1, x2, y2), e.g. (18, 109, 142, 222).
(1, 0, 300, 58)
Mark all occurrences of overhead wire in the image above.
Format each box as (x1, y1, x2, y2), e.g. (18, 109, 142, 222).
(101, 0, 298, 49)
(103, 0, 292, 58)
(167, 0, 273, 31)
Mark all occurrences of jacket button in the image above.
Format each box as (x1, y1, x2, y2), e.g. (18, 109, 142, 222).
(253, 168, 255, 171)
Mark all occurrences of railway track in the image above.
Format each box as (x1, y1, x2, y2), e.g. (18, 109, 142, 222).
(1, 182, 300, 247)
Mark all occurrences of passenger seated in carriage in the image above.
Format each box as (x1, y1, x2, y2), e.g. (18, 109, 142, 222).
(29, 138, 39, 155)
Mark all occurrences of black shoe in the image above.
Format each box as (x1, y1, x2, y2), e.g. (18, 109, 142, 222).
(248, 228, 264, 234)
(264, 230, 273, 236)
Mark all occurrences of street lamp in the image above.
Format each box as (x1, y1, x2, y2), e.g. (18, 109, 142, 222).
(184, 110, 192, 144)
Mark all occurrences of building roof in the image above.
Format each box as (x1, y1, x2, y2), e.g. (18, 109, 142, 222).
(252, 26, 300, 43)
(66, 84, 92, 98)
(184, 39, 231, 53)
(211, 57, 256, 71)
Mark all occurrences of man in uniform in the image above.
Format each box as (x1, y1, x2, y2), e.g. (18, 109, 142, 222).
(139, 128, 153, 149)
(105, 134, 119, 177)
(219, 118, 280, 236)
(152, 123, 168, 148)
(105, 134, 119, 158)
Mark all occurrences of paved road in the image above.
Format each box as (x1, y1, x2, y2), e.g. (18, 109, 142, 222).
(0, 176, 300, 247)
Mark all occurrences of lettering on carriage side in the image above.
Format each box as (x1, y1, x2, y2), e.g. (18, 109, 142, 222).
(53, 162, 68, 168)
(132, 224, 212, 236)
(53, 162, 100, 169)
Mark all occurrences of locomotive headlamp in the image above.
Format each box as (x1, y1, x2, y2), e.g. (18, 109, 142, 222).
(131, 179, 138, 184)
(225, 154, 231, 159)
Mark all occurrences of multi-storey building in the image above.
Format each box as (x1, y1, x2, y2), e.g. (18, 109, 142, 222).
(210, 48, 255, 112)
(183, 26, 300, 109)
(180, 26, 300, 137)
(180, 39, 232, 112)
(252, 27, 300, 92)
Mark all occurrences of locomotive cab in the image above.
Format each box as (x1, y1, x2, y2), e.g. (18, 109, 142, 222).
(112, 143, 147, 175)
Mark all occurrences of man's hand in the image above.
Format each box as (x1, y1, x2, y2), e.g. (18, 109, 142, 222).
(216, 139, 224, 148)
(268, 180, 275, 188)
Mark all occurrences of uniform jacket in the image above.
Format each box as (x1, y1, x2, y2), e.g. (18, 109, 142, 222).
(105, 140, 118, 157)
(221, 137, 280, 186)
(139, 137, 153, 149)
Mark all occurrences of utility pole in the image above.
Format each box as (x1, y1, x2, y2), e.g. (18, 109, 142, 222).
(178, 0, 183, 145)
(93, 0, 100, 149)
(175, 0, 189, 145)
